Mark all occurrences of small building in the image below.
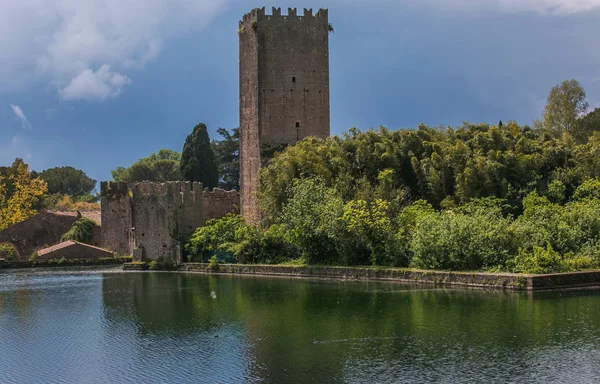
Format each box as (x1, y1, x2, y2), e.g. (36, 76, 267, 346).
(36, 241, 113, 262)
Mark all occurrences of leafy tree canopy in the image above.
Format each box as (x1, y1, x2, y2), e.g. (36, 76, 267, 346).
(111, 149, 181, 183)
(33, 166, 96, 197)
(543, 79, 589, 134)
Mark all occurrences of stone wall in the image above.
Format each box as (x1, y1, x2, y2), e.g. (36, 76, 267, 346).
(100, 182, 133, 256)
(179, 264, 600, 291)
(203, 188, 240, 222)
(239, 7, 330, 224)
(131, 182, 203, 264)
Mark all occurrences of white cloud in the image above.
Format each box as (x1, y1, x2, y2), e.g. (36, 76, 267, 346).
(0, 0, 226, 100)
(490, 0, 600, 14)
(350, 0, 600, 14)
(10, 104, 32, 129)
(59, 65, 131, 101)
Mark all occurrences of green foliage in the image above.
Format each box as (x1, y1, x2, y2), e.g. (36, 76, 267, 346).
(546, 179, 566, 203)
(33, 166, 96, 197)
(543, 79, 589, 134)
(572, 178, 600, 201)
(112, 149, 181, 183)
(61, 217, 98, 245)
(148, 260, 158, 270)
(187, 214, 249, 261)
(409, 204, 514, 271)
(0, 243, 17, 261)
(181, 123, 219, 190)
(574, 108, 600, 143)
(509, 244, 566, 274)
(208, 255, 220, 272)
(211, 127, 240, 190)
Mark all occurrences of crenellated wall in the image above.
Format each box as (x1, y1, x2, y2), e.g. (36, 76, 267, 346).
(100, 182, 133, 256)
(239, 6, 330, 224)
(130, 182, 203, 264)
(100, 181, 239, 264)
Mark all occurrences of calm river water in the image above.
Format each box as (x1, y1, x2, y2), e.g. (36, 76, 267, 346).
(1, 269, 599, 383)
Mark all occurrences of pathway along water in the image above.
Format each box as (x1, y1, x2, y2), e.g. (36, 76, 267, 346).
(1, 269, 599, 383)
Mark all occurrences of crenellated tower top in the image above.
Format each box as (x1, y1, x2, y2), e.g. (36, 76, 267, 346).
(240, 7, 328, 26)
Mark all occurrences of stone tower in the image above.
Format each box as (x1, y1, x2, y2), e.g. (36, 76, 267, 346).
(239, 7, 331, 224)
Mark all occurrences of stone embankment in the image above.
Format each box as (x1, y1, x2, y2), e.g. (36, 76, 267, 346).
(178, 263, 600, 291)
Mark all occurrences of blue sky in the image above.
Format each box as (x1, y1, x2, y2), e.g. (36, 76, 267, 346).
(1, 0, 600, 185)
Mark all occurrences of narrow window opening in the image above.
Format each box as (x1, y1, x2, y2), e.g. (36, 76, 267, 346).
(292, 77, 296, 83)
(296, 122, 300, 128)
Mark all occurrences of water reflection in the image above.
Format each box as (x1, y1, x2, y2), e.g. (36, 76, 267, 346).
(1, 270, 599, 383)
(100, 273, 600, 383)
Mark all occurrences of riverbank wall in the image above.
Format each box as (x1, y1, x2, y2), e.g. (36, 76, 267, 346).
(0, 256, 131, 269)
(178, 263, 600, 291)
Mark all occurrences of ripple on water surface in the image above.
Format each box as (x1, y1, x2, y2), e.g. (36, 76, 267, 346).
(1, 270, 600, 383)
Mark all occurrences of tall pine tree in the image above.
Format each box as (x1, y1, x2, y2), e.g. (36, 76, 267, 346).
(180, 123, 218, 190)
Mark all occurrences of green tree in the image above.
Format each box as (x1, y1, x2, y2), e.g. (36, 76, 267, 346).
(543, 79, 589, 134)
(181, 123, 218, 190)
(111, 149, 181, 183)
(574, 108, 600, 143)
(211, 127, 240, 190)
(33, 166, 96, 197)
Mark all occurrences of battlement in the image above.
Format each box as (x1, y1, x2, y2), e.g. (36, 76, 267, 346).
(240, 7, 328, 25)
(131, 181, 203, 203)
(100, 181, 129, 198)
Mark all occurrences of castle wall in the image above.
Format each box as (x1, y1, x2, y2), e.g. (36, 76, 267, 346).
(131, 182, 203, 264)
(239, 7, 330, 224)
(203, 189, 240, 222)
(100, 182, 133, 256)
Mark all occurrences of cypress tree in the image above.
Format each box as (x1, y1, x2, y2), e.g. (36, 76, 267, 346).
(180, 123, 218, 190)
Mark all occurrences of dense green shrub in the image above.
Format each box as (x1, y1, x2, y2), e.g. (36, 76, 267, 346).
(409, 202, 514, 271)
(61, 217, 98, 244)
(0, 243, 17, 261)
(186, 214, 250, 262)
(186, 118, 600, 273)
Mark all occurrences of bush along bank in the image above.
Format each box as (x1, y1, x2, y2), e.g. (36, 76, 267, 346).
(186, 178, 600, 274)
(187, 123, 600, 274)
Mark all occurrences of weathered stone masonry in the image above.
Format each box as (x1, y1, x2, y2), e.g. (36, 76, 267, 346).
(239, 7, 331, 224)
(131, 182, 203, 264)
(100, 182, 133, 256)
(101, 181, 240, 264)
(203, 188, 240, 222)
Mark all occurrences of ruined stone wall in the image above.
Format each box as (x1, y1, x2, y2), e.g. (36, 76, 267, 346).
(0, 211, 76, 260)
(100, 182, 133, 256)
(131, 182, 203, 263)
(203, 189, 240, 222)
(239, 7, 330, 224)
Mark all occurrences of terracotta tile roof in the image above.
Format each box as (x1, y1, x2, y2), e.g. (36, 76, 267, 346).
(37, 240, 112, 256)
(37, 240, 77, 256)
